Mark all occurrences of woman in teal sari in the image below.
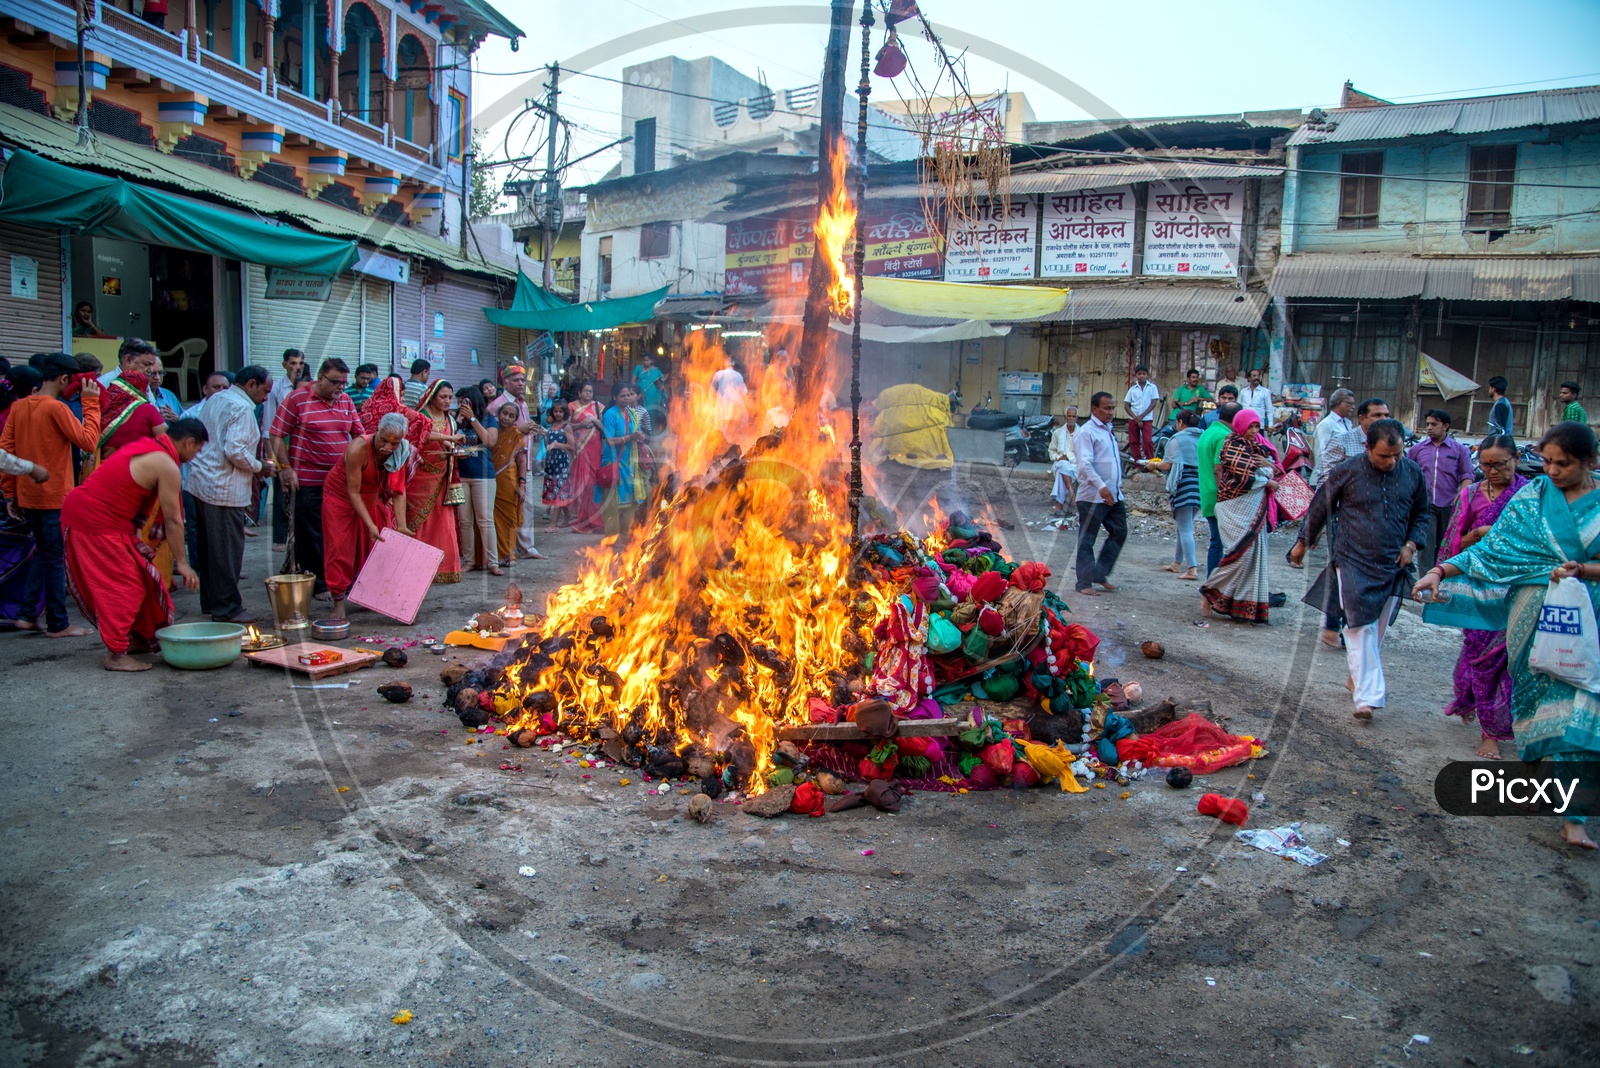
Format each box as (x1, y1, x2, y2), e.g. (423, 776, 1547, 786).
(632, 354, 666, 425)
(1414, 423, 1600, 850)
(596, 382, 650, 538)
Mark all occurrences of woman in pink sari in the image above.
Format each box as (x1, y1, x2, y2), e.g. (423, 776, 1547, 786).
(565, 381, 607, 534)
(409, 381, 464, 584)
(1439, 435, 1527, 758)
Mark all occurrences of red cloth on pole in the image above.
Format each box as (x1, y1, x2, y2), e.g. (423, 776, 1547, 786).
(61, 438, 177, 655)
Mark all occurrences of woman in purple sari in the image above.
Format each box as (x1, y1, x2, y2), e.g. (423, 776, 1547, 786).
(1439, 435, 1526, 758)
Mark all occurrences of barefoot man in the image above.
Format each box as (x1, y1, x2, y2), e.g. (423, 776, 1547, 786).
(62, 419, 205, 670)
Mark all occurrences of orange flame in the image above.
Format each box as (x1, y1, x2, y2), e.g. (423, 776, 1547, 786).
(813, 138, 857, 318)
(494, 328, 886, 792)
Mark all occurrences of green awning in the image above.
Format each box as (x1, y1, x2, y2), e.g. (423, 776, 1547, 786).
(483, 272, 669, 332)
(0, 150, 358, 276)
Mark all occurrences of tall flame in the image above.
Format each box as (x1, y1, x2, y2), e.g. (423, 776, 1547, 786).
(813, 137, 857, 318)
(495, 330, 885, 791)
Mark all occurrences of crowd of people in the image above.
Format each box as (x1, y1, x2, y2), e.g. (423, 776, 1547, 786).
(1046, 366, 1599, 849)
(0, 342, 671, 670)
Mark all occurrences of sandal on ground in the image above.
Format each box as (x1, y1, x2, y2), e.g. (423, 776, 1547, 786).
(1353, 706, 1375, 720)
(1180, 568, 1198, 580)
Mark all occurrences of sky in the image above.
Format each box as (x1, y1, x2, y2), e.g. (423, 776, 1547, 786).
(468, 0, 1600, 188)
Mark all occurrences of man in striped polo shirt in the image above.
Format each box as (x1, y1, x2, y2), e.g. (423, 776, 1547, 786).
(269, 358, 362, 597)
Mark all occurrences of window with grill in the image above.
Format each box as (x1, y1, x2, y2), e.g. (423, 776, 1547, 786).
(1337, 152, 1383, 230)
(633, 118, 656, 174)
(1467, 144, 1516, 231)
(639, 222, 671, 259)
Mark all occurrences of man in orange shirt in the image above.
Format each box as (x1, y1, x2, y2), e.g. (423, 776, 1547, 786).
(0, 352, 101, 636)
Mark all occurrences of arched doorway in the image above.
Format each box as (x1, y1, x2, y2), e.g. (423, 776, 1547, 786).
(339, 2, 386, 124)
(394, 33, 434, 146)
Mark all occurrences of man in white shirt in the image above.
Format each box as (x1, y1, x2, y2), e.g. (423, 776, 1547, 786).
(260, 349, 305, 552)
(1048, 406, 1078, 516)
(1240, 367, 1275, 430)
(1072, 391, 1126, 595)
(191, 365, 275, 622)
(1311, 388, 1357, 486)
(1122, 364, 1161, 463)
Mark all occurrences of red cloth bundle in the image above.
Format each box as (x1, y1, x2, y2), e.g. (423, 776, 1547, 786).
(1198, 792, 1249, 826)
(790, 781, 826, 817)
(1008, 561, 1051, 592)
(978, 605, 1005, 636)
(980, 741, 1014, 775)
(807, 697, 840, 724)
(965, 764, 1000, 790)
(969, 570, 1008, 603)
(911, 566, 943, 604)
(1009, 761, 1040, 788)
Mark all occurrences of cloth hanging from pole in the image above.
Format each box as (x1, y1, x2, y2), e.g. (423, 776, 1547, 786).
(1419, 352, 1479, 401)
(483, 272, 669, 332)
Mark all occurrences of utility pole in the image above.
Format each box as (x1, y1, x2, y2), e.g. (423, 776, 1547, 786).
(540, 63, 561, 291)
(794, 0, 853, 410)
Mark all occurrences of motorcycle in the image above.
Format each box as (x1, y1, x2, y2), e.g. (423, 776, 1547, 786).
(1003, 414, 1055, 467)
(1280, 423, 1313, 481)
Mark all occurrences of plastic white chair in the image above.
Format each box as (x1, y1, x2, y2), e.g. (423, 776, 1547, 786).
(161, 337, 208, 402)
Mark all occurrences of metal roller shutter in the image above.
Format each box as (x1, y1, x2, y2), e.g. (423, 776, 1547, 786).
(497, 324, 526, 376)
(393, 274, 424, 375)
(0, 224, 64, 359)
(358, 278, 393, 372)
(426, 272, 504, 389)
(246, 263, 361, 367)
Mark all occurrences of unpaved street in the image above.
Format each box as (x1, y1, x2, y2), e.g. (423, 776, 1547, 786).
(1, 467, 1595, 1067)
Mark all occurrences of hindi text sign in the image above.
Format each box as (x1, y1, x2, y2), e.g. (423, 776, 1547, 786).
(1142, 180, 1245, 277)
(1040, 186, 1134, 277)
(944, 196, 1037, 282)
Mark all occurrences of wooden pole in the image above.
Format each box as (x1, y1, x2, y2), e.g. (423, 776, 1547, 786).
(794, 0, 852, 411)
(847, 1, 873, 538)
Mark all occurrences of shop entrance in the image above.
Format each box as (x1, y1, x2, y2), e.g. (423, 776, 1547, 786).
(70, 236, 241, 401)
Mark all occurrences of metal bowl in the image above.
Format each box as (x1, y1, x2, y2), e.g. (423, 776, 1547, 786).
(310, 618, 351, 641)
(155, 622, 247, 670)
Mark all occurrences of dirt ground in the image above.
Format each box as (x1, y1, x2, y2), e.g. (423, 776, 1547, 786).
(1, 465, 1596, 1068)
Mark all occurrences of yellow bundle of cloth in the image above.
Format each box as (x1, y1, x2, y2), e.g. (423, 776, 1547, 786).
(1017, 739, 1088, 793)
(869, 384, 954, 470)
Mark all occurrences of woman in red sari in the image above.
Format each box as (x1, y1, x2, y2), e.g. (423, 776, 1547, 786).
(410, 381, 464, 584)
(565, 380, 608, 534)
(324, 413, 413, 618)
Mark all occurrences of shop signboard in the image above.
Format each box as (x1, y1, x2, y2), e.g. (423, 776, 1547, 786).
(944, 196, 1036, 282)
(861, 199, 942, 280)
(264, 268, 333, 301)
(724, 215, 793, 297)
(1040, 186, 1134, 277)
(1142, 180, 1245, 277)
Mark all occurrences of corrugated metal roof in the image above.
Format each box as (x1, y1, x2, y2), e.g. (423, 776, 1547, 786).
(1269, 254, 1600, 302)
(0, 102, 513, 279)
(1037, 286, 1269, 327)
(1286, 84, 1600, 145)
(866, 160, 1283, 200)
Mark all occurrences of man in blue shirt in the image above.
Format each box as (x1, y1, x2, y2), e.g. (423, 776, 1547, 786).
(1486, 376, 1514, 442)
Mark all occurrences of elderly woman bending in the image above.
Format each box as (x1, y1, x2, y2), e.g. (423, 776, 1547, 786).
(323, 411, 413, 619)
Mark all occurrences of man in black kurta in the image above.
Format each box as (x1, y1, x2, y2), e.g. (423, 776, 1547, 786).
(1290, 419, 1429, 719)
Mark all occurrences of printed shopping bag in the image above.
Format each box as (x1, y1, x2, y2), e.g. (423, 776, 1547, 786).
(1528, 577, 1600, 693)
(1273, 471, 1314, 521)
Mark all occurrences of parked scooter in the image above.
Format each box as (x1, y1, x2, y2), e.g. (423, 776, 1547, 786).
(1003, 414, 1055, 467)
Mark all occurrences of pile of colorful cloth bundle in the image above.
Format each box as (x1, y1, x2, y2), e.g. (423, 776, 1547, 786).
(787, 512, 1266, 797)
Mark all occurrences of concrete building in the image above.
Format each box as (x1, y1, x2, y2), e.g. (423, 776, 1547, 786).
(1272, 83, 1600, 432)
(0, 0, 530, 391)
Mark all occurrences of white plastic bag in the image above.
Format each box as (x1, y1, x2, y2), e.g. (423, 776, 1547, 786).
(1528, 577, 1600, 693)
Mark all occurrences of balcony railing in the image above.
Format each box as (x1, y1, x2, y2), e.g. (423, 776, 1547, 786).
(12, 0, 453, 186)
(197, 47, 267, 94)
(394, 135, 434, 166)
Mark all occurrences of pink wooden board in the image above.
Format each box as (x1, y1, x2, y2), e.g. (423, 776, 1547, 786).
(347, 528, 445, 625)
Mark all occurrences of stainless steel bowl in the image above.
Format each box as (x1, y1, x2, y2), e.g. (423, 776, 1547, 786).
(310, 618, 351, 641)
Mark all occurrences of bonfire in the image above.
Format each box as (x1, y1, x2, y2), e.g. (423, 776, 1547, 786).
(451, 152, 874, 794)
